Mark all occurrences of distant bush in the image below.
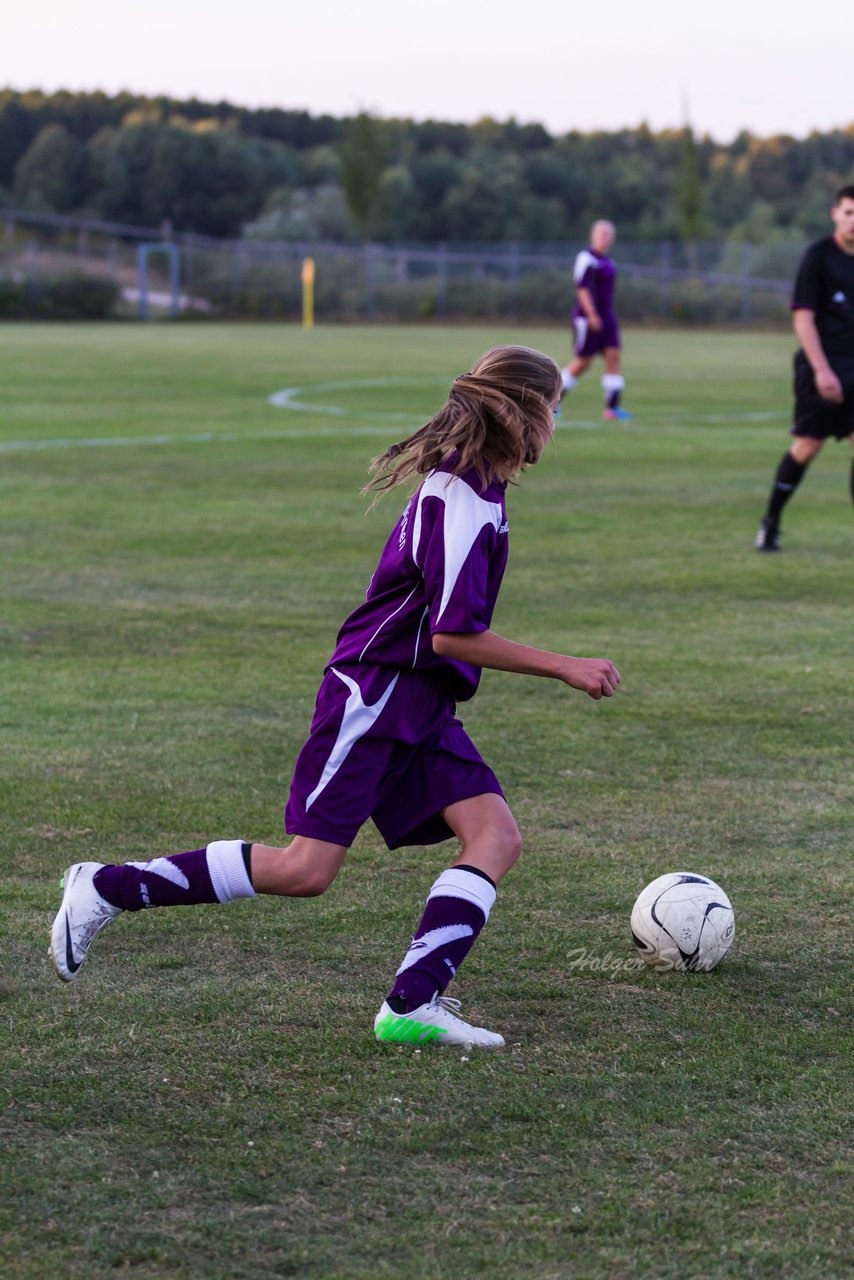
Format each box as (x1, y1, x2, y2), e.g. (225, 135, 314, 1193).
(39, 276, 119, 319)
(516, 268, 572, 320)
(0, 275, 119, 319)
(0, 279, 28, 318)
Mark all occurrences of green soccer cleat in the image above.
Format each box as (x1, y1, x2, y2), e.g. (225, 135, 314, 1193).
(374, 995, 505, 1048)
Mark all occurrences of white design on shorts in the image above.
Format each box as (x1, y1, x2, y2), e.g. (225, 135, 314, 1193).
(125, 858, 190, 890)
(574, 315, 589, 352)
(304, 667, 399, 811)
(410, 472, 504, 626)
(395, 924, 475, 975)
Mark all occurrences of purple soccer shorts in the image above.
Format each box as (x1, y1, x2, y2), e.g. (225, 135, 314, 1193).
(573, 313, 621, 358)
(285, 664, 504, 849)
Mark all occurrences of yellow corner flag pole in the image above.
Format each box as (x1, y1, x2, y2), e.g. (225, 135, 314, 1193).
(301, 257, 315, 329)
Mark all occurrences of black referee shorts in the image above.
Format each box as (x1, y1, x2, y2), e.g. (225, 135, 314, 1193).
(792, 351, 854, 440)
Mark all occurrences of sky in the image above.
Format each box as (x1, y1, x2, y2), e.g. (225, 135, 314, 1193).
(4, 0, 853, 143)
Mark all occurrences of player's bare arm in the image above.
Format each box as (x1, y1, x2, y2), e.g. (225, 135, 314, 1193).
(576, 285, 603, 330)
(793, 308, 843, 402)
(432, 630, 621, 699)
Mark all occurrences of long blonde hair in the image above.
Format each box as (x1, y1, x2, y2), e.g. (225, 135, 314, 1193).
(366, 345, 561, 495)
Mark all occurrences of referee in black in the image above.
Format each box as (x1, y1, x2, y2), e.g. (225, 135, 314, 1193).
(756, 185, 854, 551)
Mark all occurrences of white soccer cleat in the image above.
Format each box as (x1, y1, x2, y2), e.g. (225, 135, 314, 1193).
(49, 862, 122, 982)
(374, 995, 505, 1048)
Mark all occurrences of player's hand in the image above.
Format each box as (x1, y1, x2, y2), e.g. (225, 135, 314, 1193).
(589, 314, 603, 332)
(561, 657, 621, 700)
(815, 368, 844, 403)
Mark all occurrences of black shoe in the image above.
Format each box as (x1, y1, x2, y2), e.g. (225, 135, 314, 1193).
(755, 519, 781, 552)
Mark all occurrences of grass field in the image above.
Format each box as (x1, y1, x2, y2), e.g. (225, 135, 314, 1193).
(2, 322, 852, 1280)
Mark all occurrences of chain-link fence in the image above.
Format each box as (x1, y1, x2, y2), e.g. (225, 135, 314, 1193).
(0, 208, 802, 324)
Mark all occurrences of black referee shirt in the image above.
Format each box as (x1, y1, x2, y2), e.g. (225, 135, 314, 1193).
(791, 235, 854, 376)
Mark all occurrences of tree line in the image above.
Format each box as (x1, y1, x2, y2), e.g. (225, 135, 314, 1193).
(2, 88, 853, 244)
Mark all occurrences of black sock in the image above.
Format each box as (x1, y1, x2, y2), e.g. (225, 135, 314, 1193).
(454, 863, 497, 889)
(765, 452, 807, 523)
(241, 842, 253, 886)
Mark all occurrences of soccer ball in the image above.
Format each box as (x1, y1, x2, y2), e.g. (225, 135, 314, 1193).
(631, 872, 735, 972)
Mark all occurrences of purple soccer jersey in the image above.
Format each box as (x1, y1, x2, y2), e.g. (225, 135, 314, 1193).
(330, 460, 509, 701)
(571, 248, 620, 355)
(284, 460, 510, 848)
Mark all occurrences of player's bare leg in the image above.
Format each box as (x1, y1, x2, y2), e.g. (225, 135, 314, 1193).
(50, 835, 347, 982)
(444, 792, 522, 884)
(250, 837, 348, 897)
(559, 354, 592, 408)
(789, 436, 824, 464)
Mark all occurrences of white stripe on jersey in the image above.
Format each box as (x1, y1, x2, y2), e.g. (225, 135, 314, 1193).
(573, 249, 601, 284)
(305, 667, 399, 811)
(410, 472, 504, 627)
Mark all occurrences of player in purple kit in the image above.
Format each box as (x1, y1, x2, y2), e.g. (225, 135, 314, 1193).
(559, 220, 633, 421)
(49, 346, 621, 1049)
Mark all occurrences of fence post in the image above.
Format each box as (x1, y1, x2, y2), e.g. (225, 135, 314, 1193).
(185, 237, 194, 305)
(168, 244, 180, 318)
(508, 241, 519, 318)
(233, 241, 244, 305)
(26, 240, 40, 307)
(363, 244, 377, 318)
(137, 245, 148, 319)
(660, 240, 672, 318)
(436, 242, 448, 318)
(741, 243, 753, 321)
(301, 256, 315, 328)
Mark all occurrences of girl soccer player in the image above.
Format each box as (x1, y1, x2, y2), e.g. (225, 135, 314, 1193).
(50, 345, 621, 1048)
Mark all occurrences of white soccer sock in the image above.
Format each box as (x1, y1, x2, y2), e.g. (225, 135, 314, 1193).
(391, 868, 497, 994)
(426, 867, 497, 920)
(206, 840, 256, 903)
(562, 370, 578, 392)
(602, 373, 625, 409)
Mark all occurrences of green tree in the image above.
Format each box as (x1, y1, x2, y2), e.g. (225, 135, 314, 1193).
(245, 182, 354, 242)
(376, 164, 422, 242)
(338, 113, 388, 238)
(0, 94, 39, 186)
(8, 85, 854, 245)
(13, 123, 85, 211)
(675, 126, 704, 241)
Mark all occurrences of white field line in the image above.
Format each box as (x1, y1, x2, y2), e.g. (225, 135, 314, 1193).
(0, 377, 787, 454)
(0, 426, 401, 454)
